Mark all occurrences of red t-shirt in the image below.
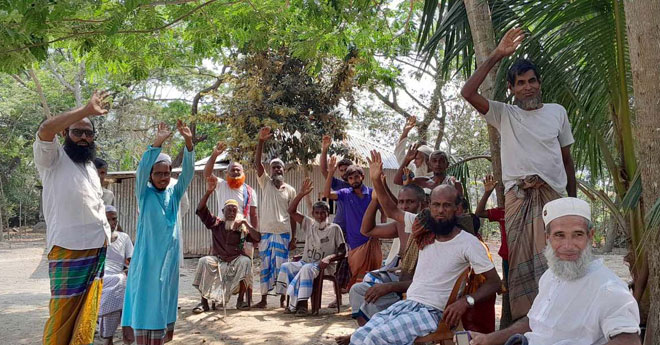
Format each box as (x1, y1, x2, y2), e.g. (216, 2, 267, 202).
(487, 208, 507, 260)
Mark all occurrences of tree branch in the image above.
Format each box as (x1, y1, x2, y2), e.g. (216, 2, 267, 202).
(370, 87, 413, 119)
(395, 81, 430, 111)
(28, 69, 52, 118)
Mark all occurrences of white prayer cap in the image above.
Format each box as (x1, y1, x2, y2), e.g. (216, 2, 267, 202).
(270, 158, 284, 166)
(105, 205, 117, 213)
(417, 145, 433, 156)
(155, 153, 172, 166)
(542, 197, 591, 227)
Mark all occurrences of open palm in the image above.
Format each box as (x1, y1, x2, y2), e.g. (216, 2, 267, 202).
(496, 27, 524, 57)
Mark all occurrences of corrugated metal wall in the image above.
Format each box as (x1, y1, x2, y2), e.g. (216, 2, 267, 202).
(111, 165, 401, 256)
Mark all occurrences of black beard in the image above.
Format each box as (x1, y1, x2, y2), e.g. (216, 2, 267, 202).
(63, 135, 96, 163)
(428, 215, 458, 236)
(351, 182, 363, 189)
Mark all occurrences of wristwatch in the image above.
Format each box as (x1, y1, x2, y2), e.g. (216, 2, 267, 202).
(465, 295, 475, 308)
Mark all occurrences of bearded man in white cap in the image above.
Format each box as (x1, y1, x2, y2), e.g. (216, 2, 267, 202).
(469, 197, 641, 345)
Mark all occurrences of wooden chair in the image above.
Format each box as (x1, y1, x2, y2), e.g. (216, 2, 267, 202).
(310, 266, 342, 315)
(414, 267, 471, 345)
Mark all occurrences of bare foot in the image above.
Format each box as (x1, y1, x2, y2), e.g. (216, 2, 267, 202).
(335, 334, 351, 345)
(328, 299, 338, 308)
(253, 300, 268, 309)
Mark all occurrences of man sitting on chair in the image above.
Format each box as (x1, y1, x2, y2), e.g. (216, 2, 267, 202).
(192, 176, 261, 313)
(276, 178, 346, 316)
(468, 197, 641, 345)
(349, 184, 501, 345)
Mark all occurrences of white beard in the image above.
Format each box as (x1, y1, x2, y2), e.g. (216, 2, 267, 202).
(225, 213, 245, 232)
(543, 242, 594, 281)
(317, 220, 328, 229)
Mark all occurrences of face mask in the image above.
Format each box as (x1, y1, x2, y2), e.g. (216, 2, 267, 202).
(317, 220, 328, 229)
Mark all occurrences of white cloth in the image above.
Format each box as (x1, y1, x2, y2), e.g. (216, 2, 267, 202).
(485, 100, 574, 195)
(105, 231, 134, 274)
(33, 134, 111, 253)
(525, 259, 640, 345)
(256, 172, 296, 234)
(102, 187, 114, 206)
(214, 178, 258, 221)
(385, 211, 417, 266)
(406, 231, 494, 310)
(394, 137, 429, 175)
(300, 216, 346, 275)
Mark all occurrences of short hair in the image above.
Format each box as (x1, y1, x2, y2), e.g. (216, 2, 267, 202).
(507, 59, 540, 86)
(337, 158, 354, 168)
(93, 158, 108, 169)
(343, 165, 364, 178)
(401, 184, 426, 202)
(312, 201, 330, 213)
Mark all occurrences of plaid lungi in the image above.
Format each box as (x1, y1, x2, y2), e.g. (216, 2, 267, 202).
(505, 176, 559, 320)
(350, 299, 442, 345)
(259, 232, 290, 295)
(43, 245, 106, 345)
(275, 260, 320, 310)
(123, 322, 175, 345)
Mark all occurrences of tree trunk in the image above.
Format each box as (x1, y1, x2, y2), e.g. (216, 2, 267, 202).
(623, 1, 660, 343)
(463, 0, 504, 207)
(418, 63, 445, 143)
(28, 69, 51, 118)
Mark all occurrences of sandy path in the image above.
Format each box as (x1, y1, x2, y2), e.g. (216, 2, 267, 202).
(0, 236, 630, 345)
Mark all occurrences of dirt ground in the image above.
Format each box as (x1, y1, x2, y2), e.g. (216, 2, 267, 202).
(0, 233, 631, 345)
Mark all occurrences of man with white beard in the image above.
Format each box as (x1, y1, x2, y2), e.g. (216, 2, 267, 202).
(469, 197, 641, 345)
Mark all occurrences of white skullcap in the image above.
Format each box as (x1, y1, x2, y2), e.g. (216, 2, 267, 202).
(542, 197, 591, 226)
(155, 153, 172, 166)
(105, 205, 117, 213)
(270, 158, 284, 166)
(417, 145, 433, 156)
(423, 188, 432, 195)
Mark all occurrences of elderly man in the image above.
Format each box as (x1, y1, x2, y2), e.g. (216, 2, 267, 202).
(253, 126, 297, 308)
(33, 91, 112, 345)
(121, 121, 194, 345)
(394, 116, 431, 179)
(98, 205, 133, 345)
(469, 197, 641, 345)
(193, 176, 260, 313)
(349, 185, 501, 345)
(394, 147, 463, 196)
(461, 28, 577, 321)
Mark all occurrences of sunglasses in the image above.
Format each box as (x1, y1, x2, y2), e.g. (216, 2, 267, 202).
(68, 129, 95, 138)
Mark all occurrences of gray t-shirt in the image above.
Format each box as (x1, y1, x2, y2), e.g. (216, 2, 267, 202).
(485, 100, 574, 195)
(300, 216, 346, 275)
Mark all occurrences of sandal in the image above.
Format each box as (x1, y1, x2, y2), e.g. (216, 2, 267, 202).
(236, 301, 250, 310)
(192, 302, 210, 314)
(294, 305, 308, 317)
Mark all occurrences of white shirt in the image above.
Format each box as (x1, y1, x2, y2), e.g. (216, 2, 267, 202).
(214, 178, 258, 221)
(525, 259, 640, 345)
(102, 187, 114, 206)
(105, 231, 134, 275)
(485, 100, 574, 195)
(406, 231, 494, 310)
(394, 137, 429, 175)
(385, 211, 417, 265)
(256, 172, 296, 234)
(33, 134, 111, 253)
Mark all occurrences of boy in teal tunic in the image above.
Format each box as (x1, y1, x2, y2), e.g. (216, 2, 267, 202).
(122, 121, 194, 345)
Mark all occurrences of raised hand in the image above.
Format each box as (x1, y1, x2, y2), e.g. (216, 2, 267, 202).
(495, 27, 524, 57)
(367, 150, 384, 182)
(154, 122, 172, 147)
(301, 178, 314, 196)
(205, 175, 217, 192)
(404, 143, 420, 163)
(214, 141, 227, 155)
(84, 90, 111, 116)
(176, 120, 193, 141)
(327, 155, 338, 173)
(258, 126, 272, 142)
(322, 135, 332, 150)
(483, 174, 498, 193)
(403, 116, 416, 133)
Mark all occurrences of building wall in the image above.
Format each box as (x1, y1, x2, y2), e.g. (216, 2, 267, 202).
(111, 165, 401, 256)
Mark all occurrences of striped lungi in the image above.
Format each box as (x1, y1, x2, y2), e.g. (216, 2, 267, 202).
(350, 299, 442, 345)
(275, 260, 320, 310)
(259, 232, 290, 295)
(43, 245, 106, 345)
(505, 176, 560, 321)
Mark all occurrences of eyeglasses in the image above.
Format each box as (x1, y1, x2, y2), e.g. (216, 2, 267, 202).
(68, 129, 95, 138)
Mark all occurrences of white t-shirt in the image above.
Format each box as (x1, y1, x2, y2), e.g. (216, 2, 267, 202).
(525, 259, 640, 345)
(406, 231, 494, 310)
(256, 172, 296, 234)
(300, 216, 346, 275)
(385, 211, 417, 265)
(485, 100, 574, 195)
(105, 231, 134, 275)
(214, 178, 258, 221)
(33, 134, 111, 253)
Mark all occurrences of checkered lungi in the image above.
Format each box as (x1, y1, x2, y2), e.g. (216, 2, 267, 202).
(123, 322, 175, 345)
(350, 299, 442, 345)
(275, 260, 320, 310)
(349, 256, 401, 320)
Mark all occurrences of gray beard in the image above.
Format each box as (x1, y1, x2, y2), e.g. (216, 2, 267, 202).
(514, 91, 543, 110)
(543, 242, 595, 281)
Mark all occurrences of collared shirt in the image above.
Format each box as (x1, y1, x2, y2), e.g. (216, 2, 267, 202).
(525, 259, 640, 344)
(196, 205, 257, 262)
(256, 172, 296, 234)
(33, 134, 111, 253)
(335, 185, 373, 249)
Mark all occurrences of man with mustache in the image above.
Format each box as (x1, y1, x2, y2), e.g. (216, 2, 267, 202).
(349, 184, 501, 345)
(324, 157, 381, 290)
(393, 116, 431, 179)
(394, 145, 463, 196)
(461, 27, 577, 322)
(34, 91, 112, 345)
(253, 126, 297, 309)
(469, 198, 641, 345)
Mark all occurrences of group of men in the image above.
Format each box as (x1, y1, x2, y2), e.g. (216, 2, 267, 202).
(34, 27, 641, 345)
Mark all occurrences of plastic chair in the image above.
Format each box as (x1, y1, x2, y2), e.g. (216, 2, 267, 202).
(310, 266, 342, 315)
